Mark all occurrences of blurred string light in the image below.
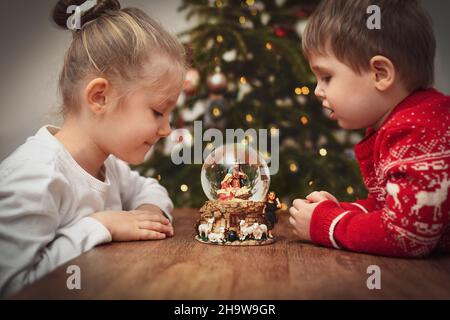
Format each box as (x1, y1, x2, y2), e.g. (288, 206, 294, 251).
(265, 42, 273, 50)
(246, 0, 255, 6)
(240, 76, 247, 84)
(216, 35, 224, 43)
(245, 114, 253, 123)
(239, 16, 246, 24)
(289, 162, 298, 173)
(212, 107, 221, 117)
(295, 86, 310, 96)
(300, 116, 309, 125)
(347, 186, 354, 195)
(319, 148, 328, 157)
(302, 86, 310, 95)
(180, 184, 189, 192)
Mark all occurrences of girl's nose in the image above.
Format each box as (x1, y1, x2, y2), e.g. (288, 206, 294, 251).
(158, 121, 172, 138)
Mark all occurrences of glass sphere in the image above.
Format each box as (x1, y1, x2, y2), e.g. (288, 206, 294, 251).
(201, 143, 270, 201)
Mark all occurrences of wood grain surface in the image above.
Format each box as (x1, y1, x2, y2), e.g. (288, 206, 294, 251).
(12, 209, 450, 299)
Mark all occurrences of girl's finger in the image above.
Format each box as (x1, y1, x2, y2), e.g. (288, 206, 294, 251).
(139, 221, 174, 235)
(139, 229, 167, 240)
(135, 212, 170, 224)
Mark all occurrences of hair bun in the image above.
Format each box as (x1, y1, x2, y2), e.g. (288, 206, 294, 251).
(52, 0, 121, 30)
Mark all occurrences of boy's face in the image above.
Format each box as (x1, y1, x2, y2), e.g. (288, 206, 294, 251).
(309, 52, 389, 130)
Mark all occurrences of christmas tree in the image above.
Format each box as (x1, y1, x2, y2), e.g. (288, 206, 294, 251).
(134, 0, 366, 208)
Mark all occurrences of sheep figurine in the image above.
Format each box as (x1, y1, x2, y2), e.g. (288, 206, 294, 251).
(198, 218, 214, 238)
(208, 226, 226, 243)
(252, 223, 268, 240)
(239, 220, 256, 241)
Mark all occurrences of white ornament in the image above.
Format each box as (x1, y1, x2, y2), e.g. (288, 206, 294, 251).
(222, 49, 237, 62)
(295, 20, 308, 37)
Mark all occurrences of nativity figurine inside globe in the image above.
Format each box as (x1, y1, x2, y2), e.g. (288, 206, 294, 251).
(196, 143, 278, 246)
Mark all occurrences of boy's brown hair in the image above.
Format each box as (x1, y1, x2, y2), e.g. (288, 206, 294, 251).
(302, 0, 436, 91)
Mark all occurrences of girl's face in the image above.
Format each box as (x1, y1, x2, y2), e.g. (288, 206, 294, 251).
(268, 192, 275, 201)
(95, 65, 183, 165)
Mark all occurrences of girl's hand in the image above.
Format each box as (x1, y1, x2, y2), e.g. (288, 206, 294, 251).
(289, 199, 324, 241)
(306, 191, 338, 204)
(90, 210, 174, 242)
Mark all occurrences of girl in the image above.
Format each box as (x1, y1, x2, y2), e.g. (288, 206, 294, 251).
(0, 0, 186, 297)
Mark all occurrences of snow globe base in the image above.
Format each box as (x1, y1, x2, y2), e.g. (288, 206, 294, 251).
(196, 200, 275, 246)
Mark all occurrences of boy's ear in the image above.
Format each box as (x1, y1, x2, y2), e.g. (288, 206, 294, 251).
(85, 78, 111, 115)
(369, 55, 396, 91)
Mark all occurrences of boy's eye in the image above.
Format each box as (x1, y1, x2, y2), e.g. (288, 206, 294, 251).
(321, 76, 332, 83)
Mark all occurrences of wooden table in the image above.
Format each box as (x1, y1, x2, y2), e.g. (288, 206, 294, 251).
(13, 209, 450, 299)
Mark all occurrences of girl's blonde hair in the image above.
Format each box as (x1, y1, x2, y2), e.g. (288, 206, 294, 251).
(53, 0, 186, 116)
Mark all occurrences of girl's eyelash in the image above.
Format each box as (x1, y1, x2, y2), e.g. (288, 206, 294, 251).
(322, 76, 332, 82)
(152, 109, 163, 117)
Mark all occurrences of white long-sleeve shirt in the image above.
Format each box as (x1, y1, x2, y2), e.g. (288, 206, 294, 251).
(0, 125, 173, 297)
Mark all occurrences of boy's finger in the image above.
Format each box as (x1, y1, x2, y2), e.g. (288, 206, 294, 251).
(306, 191, 327, 203)
(289, 216, 297, 226)
(289, 206, 300, 217)
(319, 191, 338, 202)
(292, 199, 308, 209)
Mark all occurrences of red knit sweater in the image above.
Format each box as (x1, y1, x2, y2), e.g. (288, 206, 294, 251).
(310, 89, 450, 258)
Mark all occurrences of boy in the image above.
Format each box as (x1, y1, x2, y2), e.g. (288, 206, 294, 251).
(289, 0, 450, 258)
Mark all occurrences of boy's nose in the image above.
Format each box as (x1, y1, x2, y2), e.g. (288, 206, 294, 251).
(314, 84, 325, 100)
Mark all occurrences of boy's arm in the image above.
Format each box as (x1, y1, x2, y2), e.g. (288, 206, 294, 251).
(338, 196, 378, 213)
(310, 127, 450, 258)
(113, 157, 174, 222)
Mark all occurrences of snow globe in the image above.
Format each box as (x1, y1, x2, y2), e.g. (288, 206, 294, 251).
(196, 143, 276, 245)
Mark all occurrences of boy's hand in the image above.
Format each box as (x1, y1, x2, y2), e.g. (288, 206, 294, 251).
(306, 191, 338, 204)
(90, 209, 174, 242)
(289, 199, 325, 242)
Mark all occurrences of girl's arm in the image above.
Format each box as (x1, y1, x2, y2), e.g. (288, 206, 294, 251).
(113, 157, 174, 222)
(0, 162, 111, 298)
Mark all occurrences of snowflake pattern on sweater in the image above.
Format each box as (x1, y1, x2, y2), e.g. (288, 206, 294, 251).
(310, 89, 450, 258)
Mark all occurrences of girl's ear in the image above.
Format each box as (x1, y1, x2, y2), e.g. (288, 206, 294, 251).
(369, 55, 396, 91)
(85, 78, 110, 115)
